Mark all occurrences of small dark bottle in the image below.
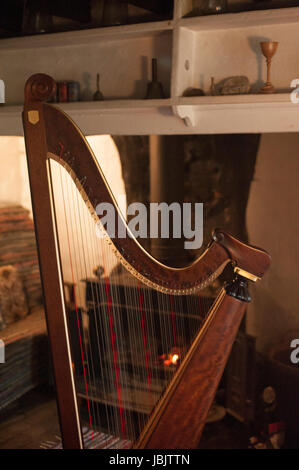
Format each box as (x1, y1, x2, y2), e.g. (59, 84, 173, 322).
(145, 58, 165, 99)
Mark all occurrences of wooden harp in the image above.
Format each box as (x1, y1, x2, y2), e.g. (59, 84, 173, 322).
(22, 74, 271, 449)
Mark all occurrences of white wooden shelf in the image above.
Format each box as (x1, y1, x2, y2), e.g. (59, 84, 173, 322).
(176, 93, 293, 106)
(1, 2, 299, 135)
(61, 99, 172, 110)
(55, 100, 177, 135)
(178, 7, 299, 31)
(2, 93, 299, 136)
(173, 93, 299, 133)
(172, 6, 299, 103)
(0, 101, 180, 136)
(0, 20, 173, 50)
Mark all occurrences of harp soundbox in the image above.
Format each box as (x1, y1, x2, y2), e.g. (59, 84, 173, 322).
(22, 74, 271, 449)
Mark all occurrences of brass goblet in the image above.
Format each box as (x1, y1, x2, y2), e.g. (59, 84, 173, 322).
(259, 41, 279, 94)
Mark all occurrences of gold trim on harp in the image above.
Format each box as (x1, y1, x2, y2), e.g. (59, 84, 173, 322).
(234, 267, 260, 282)
(28, 110, 39, 124)
(48, 149, 230, 296)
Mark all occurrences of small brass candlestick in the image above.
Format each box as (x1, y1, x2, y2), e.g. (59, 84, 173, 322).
(93, 73, 104, 101)
(259, 41, 279, 94)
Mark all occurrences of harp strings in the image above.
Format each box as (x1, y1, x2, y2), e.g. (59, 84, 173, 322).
(58, 160, 96, 447)
(50, 159, 214, 449)
(71, 161, 130, 444)
(55, 158, 137, 446)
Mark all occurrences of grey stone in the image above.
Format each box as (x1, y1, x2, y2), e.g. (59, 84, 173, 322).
(217, 76, 250, 95)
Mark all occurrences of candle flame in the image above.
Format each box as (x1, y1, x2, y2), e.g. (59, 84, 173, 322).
(164, 352, 180, 366)
(171, 354, 179, 365)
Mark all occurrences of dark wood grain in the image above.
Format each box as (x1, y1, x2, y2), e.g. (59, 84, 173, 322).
(23, 80, 83, 449)
(23, 73, 270, 449)
(136, 293, 247, 449)
(213, 229, 271, 278)
(43, 103, 270, 292)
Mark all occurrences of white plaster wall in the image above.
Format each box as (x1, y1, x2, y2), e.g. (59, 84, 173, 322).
(193, 23, 299, 95)
(246, 133, 299, 353)
(0, 135, 126, 211)
(0, 137, 31, 211)
(0, 135, 126, 307)
(0, 34, 172, 105)
(53, 134, 126, 281)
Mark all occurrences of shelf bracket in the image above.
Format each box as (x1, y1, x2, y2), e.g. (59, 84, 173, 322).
(173, 104, 197, 127)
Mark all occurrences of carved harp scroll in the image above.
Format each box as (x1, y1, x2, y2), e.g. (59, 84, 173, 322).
(23, 74, 271, 449)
